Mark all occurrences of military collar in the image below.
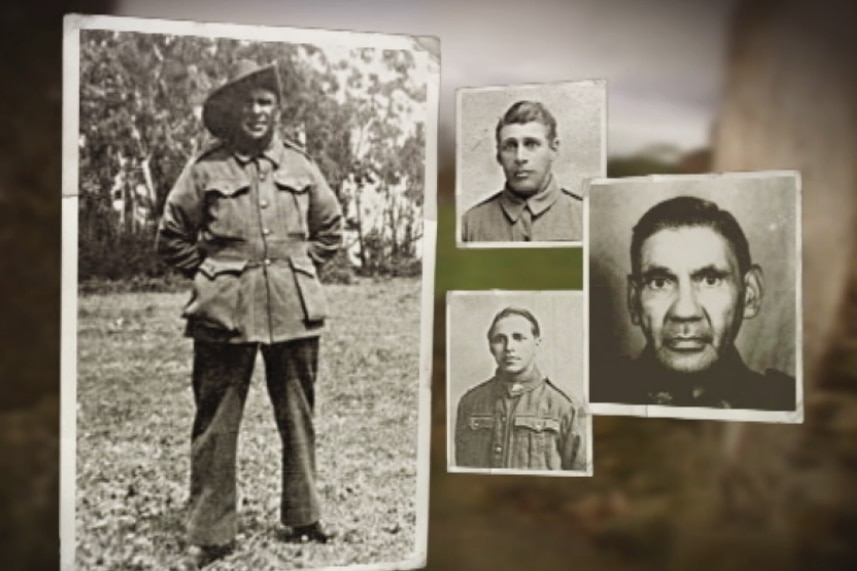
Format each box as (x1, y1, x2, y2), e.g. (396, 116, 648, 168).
(636, 345, 754, 407)
(231, 135, 285, 167)
(498, 174, 561, 223)
(493, 366, 546, 398)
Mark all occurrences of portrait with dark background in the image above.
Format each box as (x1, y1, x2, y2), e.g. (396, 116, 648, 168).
(3, 0, 857, 570)
(587, 173, 800, 417)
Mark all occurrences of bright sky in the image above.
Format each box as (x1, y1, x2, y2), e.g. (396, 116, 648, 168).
(116, 0, 736, 156)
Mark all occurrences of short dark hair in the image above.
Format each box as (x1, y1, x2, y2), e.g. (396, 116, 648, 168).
(630, 196, 752, 277)
(495, 101, 558, 145)
(487, 307, 541, 340)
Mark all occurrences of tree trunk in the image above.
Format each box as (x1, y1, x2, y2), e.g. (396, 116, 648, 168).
(675, 1, 857, 568)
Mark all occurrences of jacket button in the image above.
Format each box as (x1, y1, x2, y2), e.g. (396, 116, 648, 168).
(494, 446, 502, 453)
(263, 228, 272, 235)
(260, 199, 269, 208)
(264, 259, 272, 266)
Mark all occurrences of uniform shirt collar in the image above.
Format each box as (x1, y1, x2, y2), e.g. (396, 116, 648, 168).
(232, 135, 284, 167)
(493, 366, 546, 398)
(498, 174, 560, 222)
(637, 345, 750, 405)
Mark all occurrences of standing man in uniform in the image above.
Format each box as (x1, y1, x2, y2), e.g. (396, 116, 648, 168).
(454, 307, 585, 471)
(591, 196, 796, 410)
(157, 60, 342, 568)
(461, 101, 583, 243)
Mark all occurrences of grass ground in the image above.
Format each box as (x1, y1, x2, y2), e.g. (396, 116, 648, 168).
(75, 278, 422, 570)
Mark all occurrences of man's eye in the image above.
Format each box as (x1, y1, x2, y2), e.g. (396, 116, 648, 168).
(525, 141, 539, 149)
(700, 275, 723, 287)
(645, 277, 673, 291)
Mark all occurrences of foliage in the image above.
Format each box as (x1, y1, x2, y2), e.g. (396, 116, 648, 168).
(75, 280, 421, 570)
(78, 30, 428, 280)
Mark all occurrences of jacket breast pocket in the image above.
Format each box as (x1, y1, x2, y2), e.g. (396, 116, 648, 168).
(513, 416, 561, 467)
(183, 258, 248, 333)
(273, 172, 311, 237)
(203, 179, 250, 239)
(468, 415, 495, 431)
(290, 255, 326, 322)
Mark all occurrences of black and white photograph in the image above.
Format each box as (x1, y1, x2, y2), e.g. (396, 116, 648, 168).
(446, 291, 592, 476)
(62, 14, 437, 571)
(586, 172, 803, 423)
(455, 80, 606, 248)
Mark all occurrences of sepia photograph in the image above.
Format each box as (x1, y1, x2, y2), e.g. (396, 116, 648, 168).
(447, 290, 592, 476)
(586, 171, 802, 423)
(455, 80, 606, 248)
(62, 14, 437, 571)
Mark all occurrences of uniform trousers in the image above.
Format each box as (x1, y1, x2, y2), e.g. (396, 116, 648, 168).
(187, 338, 320, 546)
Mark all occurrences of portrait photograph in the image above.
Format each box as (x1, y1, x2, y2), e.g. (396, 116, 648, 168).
(455, 80, 606, 248)
(446, 290, 592, 477)
(586, 171, 803, 423)
(62, 14, 437, 571)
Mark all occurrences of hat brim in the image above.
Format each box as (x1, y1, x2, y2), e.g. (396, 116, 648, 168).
(202, 64, 281, 140)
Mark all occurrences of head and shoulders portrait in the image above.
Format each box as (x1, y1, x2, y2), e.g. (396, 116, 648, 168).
(447, 291, 592, 476)
(586, 171, 802, 423)
(456, 80, 606, 248)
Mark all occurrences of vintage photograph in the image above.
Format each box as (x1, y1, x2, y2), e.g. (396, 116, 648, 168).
(455, 80, 606, 248)
(446, 291, 592, 476)
(62, 14, 437, 571)
(586, 172, 803, 423)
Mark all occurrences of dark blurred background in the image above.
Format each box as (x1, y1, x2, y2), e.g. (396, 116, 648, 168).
(2, 0, 856, 569)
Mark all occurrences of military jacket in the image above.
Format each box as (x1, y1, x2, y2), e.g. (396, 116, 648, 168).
(156, 136, 343, 344)
(461, 174, 583, 243)
(455, 370, 585, 471)
(590, 346, 796, 410)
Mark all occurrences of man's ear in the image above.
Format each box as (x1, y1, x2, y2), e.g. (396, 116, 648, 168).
(627, 274, 641, 326)
(742, 265, 764, 320)
(549, 137, 560, 153)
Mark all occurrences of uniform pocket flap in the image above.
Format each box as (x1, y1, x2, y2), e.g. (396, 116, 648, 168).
(514, 416, 560, 433)
(468, 415, 495, 430)
(203, 178, 250, 197)
(198, 258, 249, 279)
(289, 256, 326, 322)
(273, 171, 312, 193)
(289, 256, 318, 277)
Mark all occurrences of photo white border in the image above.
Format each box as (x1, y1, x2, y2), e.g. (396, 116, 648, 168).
(445, 290, 594, 477)
(62, 13, 438, 571)
(584, 170, 804, 424)
(454, 79, 607, 250)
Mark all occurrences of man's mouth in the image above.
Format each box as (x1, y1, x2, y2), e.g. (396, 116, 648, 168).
(664, 336, 710, 351)
(513, 170, 533, 179)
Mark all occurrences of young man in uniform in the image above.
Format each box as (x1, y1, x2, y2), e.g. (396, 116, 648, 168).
(157, 60, 342, 568)
(461, 101, 583, 243)
(454, 307, 585, 471)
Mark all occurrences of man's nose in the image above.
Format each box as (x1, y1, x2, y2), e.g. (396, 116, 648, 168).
(669, 281, 703, 320)
(515, 147, 528, 163)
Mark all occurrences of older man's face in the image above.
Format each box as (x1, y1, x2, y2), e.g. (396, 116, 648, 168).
(239, 87, 278, 142)
(629, 225, 754, 374)
(496, 122, 557, 195)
